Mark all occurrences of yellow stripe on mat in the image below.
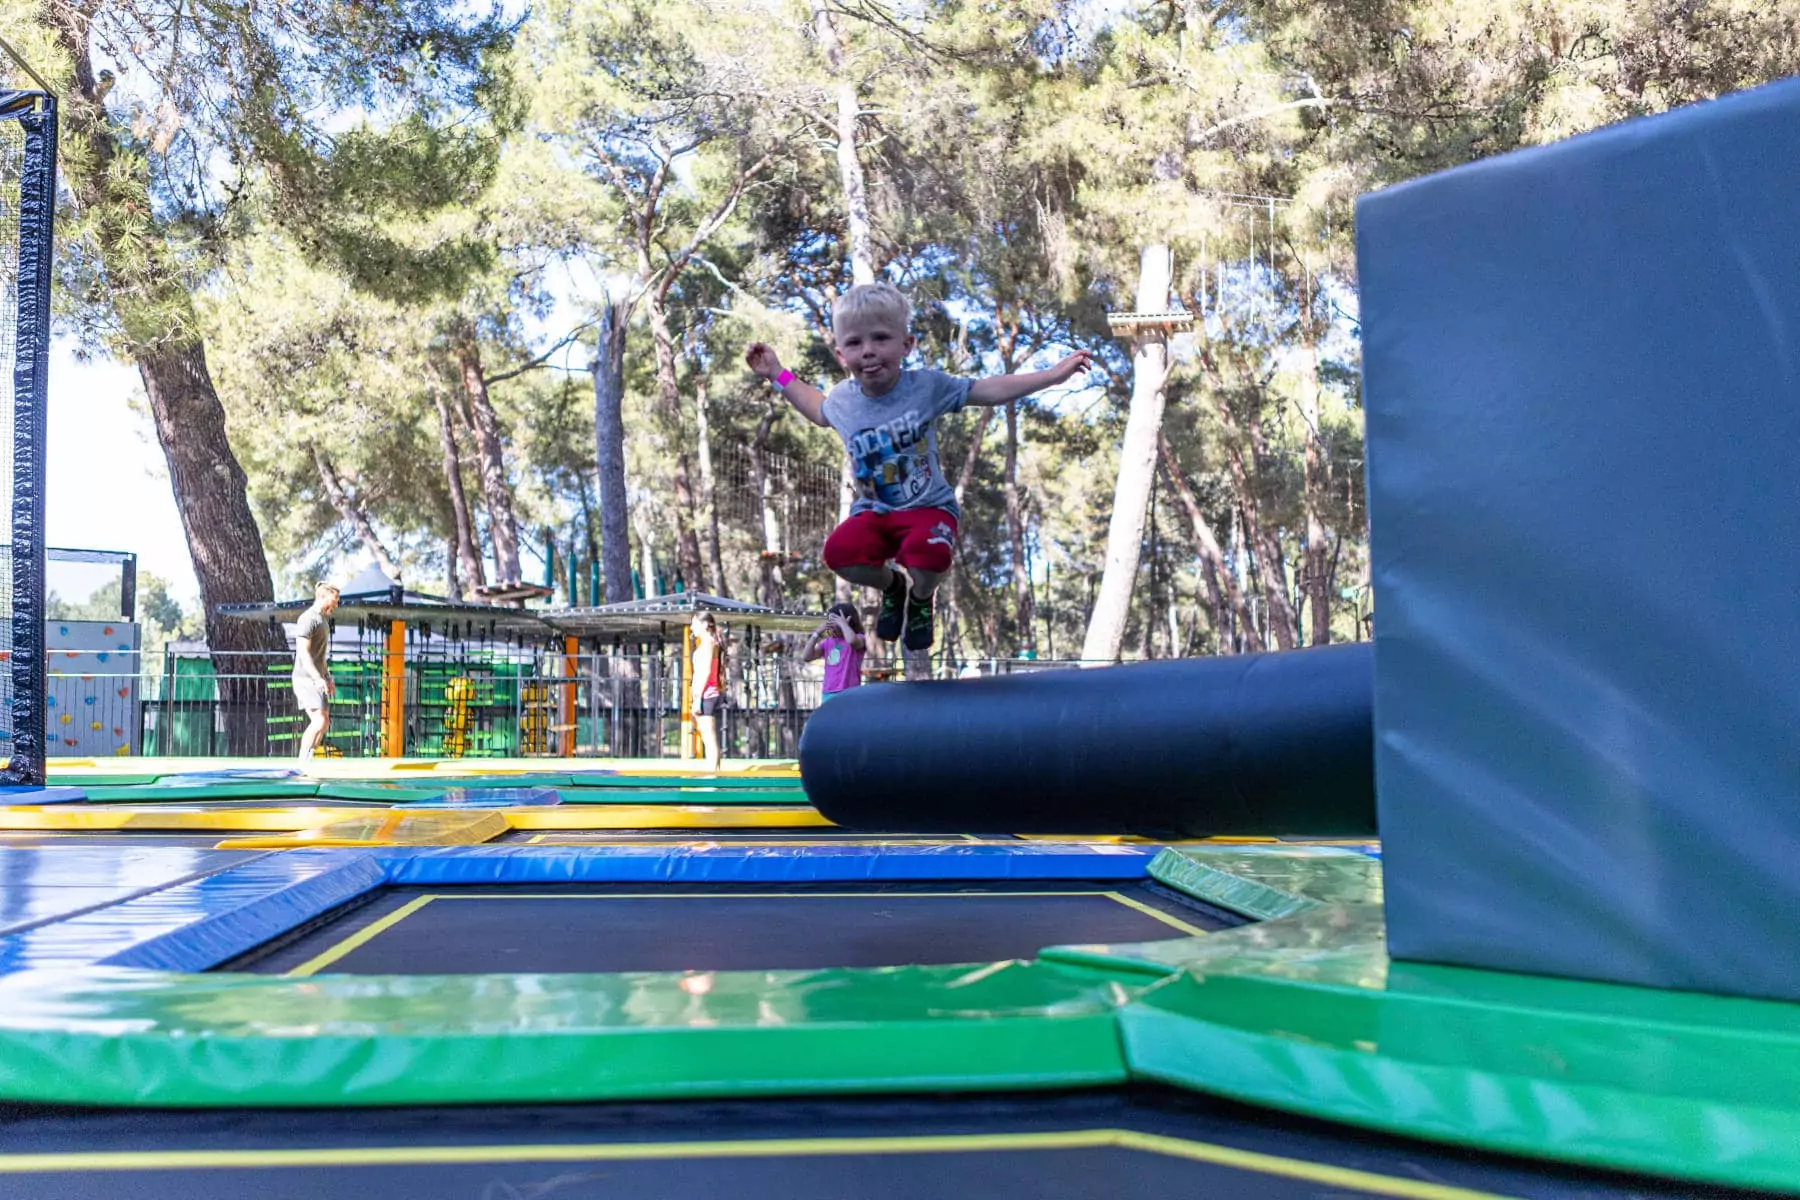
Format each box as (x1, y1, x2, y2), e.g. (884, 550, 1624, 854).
(1099, 890, 1209, 937)
(507, 806, 833, 831)
(0, 1130, 1517, 1197)
(284, 895, 437, 977)
(0, 807, 340, 833)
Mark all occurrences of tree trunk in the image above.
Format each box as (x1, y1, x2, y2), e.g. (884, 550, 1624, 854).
(954, 407, 996, 504)
(1080, 245, 1175, 664)
(812, 0, 874, 609)
(1156, 430, 1262, 652)
(51, 11, 280, 750)
(453, 325, 522, 585)
(751, 406, 785, 608)
(1240, 403, 1301, 650)
(945, 406, 998, 662)
(136, 341, 284, 754)
(432, 383, 485, 599)
(592, 297, 635, 604)
(1197, 363, 1298, 651)
(695, 377, 729, 598)
(834, 458, 856, 604)
(812, 2, 876, 285)
(644, 294, 706, 592)
(313, 447, 399, 579)
(1003, 401, 1036, 656)
(1299, 338, 1332, 646)
(1221, 443, 1297, 651)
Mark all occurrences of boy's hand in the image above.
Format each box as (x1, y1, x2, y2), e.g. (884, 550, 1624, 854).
(1048, 350, 1093, 385)
(746, 343, 784, 381)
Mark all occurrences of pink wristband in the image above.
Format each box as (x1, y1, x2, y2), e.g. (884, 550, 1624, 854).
(775, 369, 795, 388)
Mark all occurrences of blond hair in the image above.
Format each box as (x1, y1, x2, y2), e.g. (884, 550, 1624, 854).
(830, 283, 911, 338)
(315, 583, 341, 601)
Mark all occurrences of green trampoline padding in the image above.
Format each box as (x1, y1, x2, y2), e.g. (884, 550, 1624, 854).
(1124, 956, 1800, 1194)
(314, 783, 477, 803)
(79, 782, 324, 802)
(556, 787, 812, 806)
(4, 844, 1799, 1193)
(554, 774, 801, 790)
(1147, 845, 1382, 920)
(309, 782, 812, 805)
(0, 962, 1126, 1107)
(54, 781, 811, 806)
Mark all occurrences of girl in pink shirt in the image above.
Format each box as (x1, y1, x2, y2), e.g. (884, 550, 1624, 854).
(803, 603, 866, 702)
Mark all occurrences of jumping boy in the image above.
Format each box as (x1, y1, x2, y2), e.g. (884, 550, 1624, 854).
(746, 283, 1089, 653)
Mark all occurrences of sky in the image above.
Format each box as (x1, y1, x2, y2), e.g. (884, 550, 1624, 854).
(44, 343, 199, 605)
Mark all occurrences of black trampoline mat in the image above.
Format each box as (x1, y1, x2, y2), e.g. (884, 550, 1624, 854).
(0, 1145, 1462, 1199)
(0, 1086, 1747, 1200)
(227, 881, 1225, 976)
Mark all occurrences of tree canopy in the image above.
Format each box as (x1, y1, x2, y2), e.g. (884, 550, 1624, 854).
(9, 0, 1796, 664)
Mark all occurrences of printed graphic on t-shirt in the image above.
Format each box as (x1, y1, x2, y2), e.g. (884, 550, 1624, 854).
(849, 410, 935, 508)
(826, 645, 843, 666)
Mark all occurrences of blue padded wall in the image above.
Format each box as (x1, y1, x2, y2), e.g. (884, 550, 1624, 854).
(1357, 79, 1800, 1000)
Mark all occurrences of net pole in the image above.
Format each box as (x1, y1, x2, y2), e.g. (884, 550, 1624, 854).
(2, 95, 54, 786)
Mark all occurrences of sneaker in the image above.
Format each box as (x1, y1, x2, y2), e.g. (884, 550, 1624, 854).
(875, 571, 907, 641)
(903, 588, 935, 651)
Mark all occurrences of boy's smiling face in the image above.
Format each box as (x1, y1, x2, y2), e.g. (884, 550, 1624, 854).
(833, 311, 914, 397)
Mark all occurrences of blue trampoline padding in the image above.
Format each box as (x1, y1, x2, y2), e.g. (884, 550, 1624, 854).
(1359, 78, 1800, 1000)
(0, 848, 264, 951)
(0, 845, 1159, 972)
(377, 843, 1159, 886)
(0, 849, 273, 973)
(0, 852, 381, 974)
(0, 785, 87, 803)
(98, 852, 385, 973)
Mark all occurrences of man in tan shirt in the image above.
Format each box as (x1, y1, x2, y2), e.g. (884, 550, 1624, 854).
(293, 583, 340, 761)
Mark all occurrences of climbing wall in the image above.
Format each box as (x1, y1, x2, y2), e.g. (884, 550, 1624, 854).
(46, 620, 141, 757)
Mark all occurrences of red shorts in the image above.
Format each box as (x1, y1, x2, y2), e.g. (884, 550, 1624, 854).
(823, 508, 959, 575)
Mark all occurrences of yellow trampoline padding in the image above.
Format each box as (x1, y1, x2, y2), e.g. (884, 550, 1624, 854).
(0, 806, 347, 832)
(38, 756, 799, 782)
(217, 811, 509, 849)
(506, 806, 834, 831)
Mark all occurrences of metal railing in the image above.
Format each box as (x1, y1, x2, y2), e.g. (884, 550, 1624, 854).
(41, 647, 1144, 761)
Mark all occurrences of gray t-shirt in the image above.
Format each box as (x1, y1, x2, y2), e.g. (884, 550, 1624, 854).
(822, 369, 973, 517)
(292, 609, 330, 681)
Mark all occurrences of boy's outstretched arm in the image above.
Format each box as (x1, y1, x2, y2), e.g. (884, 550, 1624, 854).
(967, 350, 1093, 407)
(746, 343, 830, 427)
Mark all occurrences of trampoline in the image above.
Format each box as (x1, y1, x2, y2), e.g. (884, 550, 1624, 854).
(0, 1085, 1750, 1199)
(223, 881, 1230, 976)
